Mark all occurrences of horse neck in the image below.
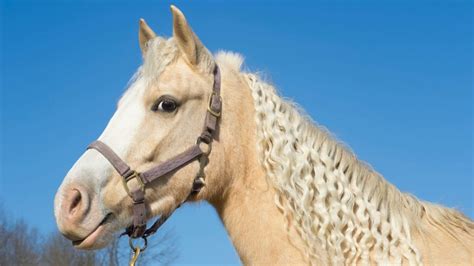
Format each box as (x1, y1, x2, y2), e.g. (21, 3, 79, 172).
(205, 66, 308, 264)
(210, 165, 309, 264)
(204, 62, 474, 264)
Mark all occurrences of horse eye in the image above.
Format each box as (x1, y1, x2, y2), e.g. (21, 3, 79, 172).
(153, 98, 178, 113)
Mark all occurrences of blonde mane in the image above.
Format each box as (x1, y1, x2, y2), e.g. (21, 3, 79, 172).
(215, 52, 474, 265)
(132, 41, 472, 264)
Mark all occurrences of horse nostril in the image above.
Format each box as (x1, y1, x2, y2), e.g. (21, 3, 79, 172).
(64, 186, 91, 222)
(69, 189, 82, 215)
(55, 183, 97, 240)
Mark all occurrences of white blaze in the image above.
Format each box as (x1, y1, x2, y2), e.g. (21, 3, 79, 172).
(55, 77, 147, 216)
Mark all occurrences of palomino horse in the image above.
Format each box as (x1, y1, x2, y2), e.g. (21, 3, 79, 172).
(55, 5, 473, 265)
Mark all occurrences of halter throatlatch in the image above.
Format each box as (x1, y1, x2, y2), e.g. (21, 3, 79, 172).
(87, 64, 222, 264)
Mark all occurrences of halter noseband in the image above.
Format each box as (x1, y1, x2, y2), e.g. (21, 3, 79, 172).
(87, 64, 222, 242)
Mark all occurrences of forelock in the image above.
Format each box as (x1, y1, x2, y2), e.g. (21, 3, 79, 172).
(141, 37, 180, 80)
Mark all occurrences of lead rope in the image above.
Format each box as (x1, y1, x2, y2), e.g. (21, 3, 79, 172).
(130, 248, 140, 266)
(129, 237, 147, 266)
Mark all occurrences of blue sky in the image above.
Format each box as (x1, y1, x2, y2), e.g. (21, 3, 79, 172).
(1, 1, 472, 264)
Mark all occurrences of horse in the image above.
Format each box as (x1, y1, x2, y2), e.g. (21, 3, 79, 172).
(54, 5, 473, 265)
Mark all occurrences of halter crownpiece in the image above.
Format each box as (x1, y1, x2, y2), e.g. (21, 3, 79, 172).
(87, 64, 221, 248)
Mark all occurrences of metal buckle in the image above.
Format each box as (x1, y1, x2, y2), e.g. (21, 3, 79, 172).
(122, 171, 144, 197)
(207, 92, 221, 117)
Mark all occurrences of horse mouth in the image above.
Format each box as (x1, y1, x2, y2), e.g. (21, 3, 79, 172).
(72, 213, 113, 249)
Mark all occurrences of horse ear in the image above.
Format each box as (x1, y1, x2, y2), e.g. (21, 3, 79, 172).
(170, 5, 206, 66)
(138, 18, 157, 55)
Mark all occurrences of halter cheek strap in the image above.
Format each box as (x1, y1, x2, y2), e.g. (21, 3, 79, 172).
(87, 64, 221, 239)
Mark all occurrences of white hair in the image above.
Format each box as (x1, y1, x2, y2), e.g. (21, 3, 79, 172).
(132, 43, 472, 264)
(214, 52, 473, 265)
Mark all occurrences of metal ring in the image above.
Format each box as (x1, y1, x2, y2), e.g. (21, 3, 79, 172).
(129, 236, 148, 252)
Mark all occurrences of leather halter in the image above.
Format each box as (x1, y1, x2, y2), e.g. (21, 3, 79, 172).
(87, 64, 222, 239)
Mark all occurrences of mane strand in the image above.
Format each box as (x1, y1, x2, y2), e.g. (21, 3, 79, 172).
(215, 51, 474, 265)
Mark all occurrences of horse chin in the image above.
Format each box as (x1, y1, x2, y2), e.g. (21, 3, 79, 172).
(72, 214, 117, 250)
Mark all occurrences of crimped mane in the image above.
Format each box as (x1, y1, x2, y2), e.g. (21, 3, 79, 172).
(129, 44, 472, 264)
(215, 51, 474, 265)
